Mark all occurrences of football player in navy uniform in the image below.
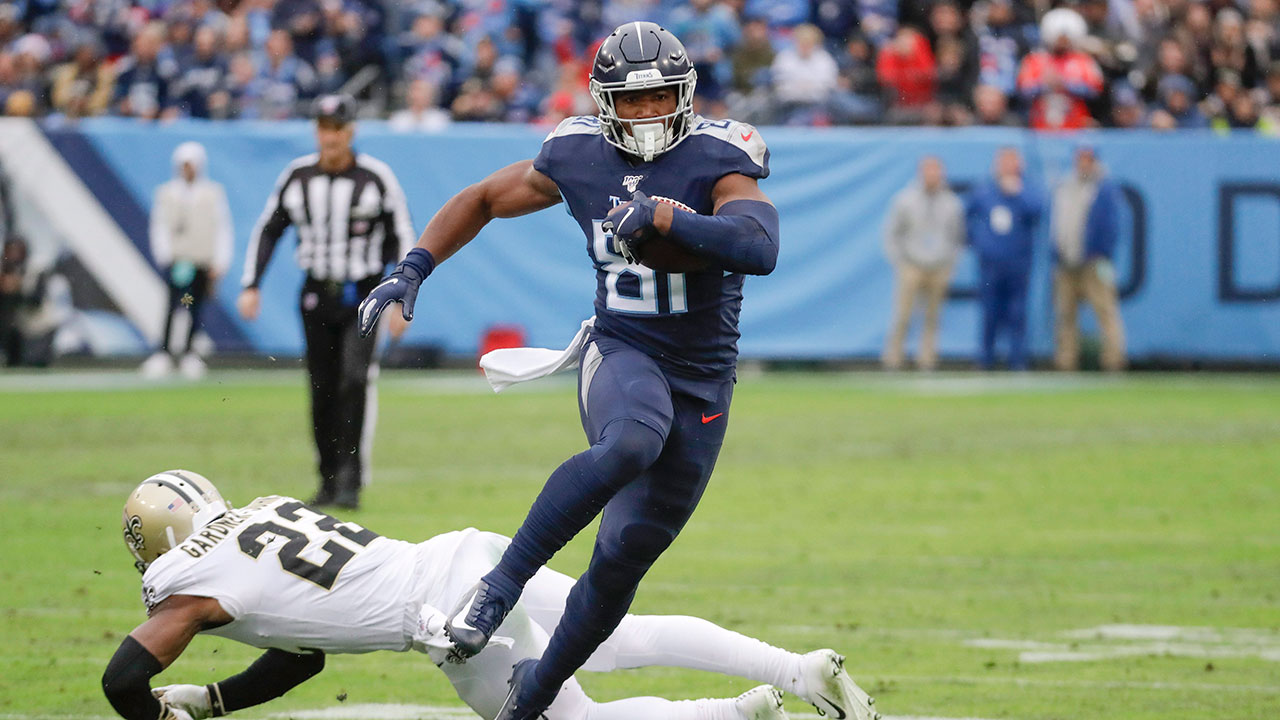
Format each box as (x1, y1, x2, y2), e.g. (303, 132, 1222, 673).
(358, 22, 869, 720)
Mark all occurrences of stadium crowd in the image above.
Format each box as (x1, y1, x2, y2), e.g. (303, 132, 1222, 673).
(2, 0, 1280, 132)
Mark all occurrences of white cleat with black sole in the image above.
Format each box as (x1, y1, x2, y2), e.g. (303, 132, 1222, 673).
(798, 649, 881, 720)
(735, 685, 789, 720)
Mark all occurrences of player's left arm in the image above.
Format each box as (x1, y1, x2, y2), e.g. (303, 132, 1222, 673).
(103, 595, 323, 720)
(652, 172, 780, 275)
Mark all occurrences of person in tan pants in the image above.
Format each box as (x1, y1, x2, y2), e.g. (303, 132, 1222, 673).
(883, 156, 965, 370)
(1051, 145, 1126, 371)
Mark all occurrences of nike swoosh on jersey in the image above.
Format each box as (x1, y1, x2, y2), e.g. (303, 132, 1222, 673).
(815, 693, 847, 719)
(701, 412, 724, 424)
(740, 130, 754, 142)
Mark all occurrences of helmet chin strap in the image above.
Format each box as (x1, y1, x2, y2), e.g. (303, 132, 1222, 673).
(632, 122, 665, 162)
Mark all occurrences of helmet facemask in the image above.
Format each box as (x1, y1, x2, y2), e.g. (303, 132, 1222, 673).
(590, 68, 697, 162)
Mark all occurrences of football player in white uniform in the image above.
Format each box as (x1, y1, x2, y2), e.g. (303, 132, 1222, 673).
(102, 471, 881, 720)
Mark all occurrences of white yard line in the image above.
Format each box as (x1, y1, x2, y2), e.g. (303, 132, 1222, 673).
(966, 624, 1280, 664)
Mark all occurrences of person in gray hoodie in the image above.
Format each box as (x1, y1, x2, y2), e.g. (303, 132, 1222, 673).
(1051, 144, 1126, 371)
(882, 155, 965, 370)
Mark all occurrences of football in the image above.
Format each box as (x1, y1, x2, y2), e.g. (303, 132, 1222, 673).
(633, 196, 710, 273)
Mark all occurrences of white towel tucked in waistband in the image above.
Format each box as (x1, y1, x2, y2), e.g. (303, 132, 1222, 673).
(412, 602, 514, 665)
(478, 317, 595, 393)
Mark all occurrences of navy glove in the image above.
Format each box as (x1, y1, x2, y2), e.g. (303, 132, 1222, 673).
(602, 192, 658, 264)
(358, 248, 435, 338)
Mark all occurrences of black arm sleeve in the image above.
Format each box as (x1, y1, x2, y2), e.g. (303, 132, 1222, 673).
(665, 199, 780, 276)
(208, 649, 325, 715)
(102, 636, 165, 720)
(242, 169, 297, 289)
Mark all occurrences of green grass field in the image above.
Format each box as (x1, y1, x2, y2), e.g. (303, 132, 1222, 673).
(1, 370, 1278, 720)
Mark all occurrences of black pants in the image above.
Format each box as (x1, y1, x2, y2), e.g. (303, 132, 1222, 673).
(160, 267, 211, 355)
(300, 275, 381, 498)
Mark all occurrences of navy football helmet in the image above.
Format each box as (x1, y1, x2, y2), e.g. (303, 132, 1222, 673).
(589, 22, 697, 161)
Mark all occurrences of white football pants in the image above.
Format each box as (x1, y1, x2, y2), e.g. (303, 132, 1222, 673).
(431, 532, 804, 720)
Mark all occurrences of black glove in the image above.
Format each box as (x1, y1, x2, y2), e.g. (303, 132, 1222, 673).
(357, 248, 435, 337)
(601, 192, 659, 264)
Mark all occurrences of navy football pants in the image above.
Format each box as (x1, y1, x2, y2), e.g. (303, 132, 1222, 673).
(978, 262, 1030, 370)
(482, 334, 733, 704)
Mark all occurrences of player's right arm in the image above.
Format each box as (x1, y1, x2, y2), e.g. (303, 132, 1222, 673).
(357, 160, 561, 336)
(103, 595, 324, 720)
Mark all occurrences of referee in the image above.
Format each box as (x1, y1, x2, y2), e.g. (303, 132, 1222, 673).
(236, 93, 414, 510)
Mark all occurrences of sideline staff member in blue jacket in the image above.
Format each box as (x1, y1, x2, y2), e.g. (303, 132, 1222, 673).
(965, 147, 1045, 370)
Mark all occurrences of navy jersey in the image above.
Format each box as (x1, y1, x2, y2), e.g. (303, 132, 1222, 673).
(533, 114, 770, 382)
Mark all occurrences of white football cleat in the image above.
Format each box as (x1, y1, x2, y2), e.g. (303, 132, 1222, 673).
(798, 649, 881, 720)
(735, 685, 789, 720)
(179, 353, 207, 380)
(140, 352, 173, 379)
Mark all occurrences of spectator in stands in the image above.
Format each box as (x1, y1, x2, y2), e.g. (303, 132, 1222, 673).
(1209, 8, 1262, 90)
(1052, 144, 1126, 372)
(1138, 36, 1194, 103)
(8, 33, 52, 116)
(1212, 88, 1277, 133)
(171, 25, 230, 118)
(856, 0, 899, 46)
(667, 0, 740, 113)
(0, 5, 21, 50)
(388, 77, 450, 132)
(974, 0, 1036, 98)
(728, 16, 775, 122)
(1109, 80, 1146, 127)
(731, 16, 775, 95)
(966, 147, 1045, 371)
(812, 0, 859, 49)
(450, 77, 503, 122)
(882, 156, 965, 371)
(772, 23, 839, 124)
(1017, 8, 1104, 130)
(927, 0, 980, 116)
(537, 60, 594, 126)
(935, 36, 974, 124)
(877, 25, 937, 124)
(50, 36, 114, 119)
(832, 31, 883, 124)
(1078, 0, 1142, 85)
(253, 29, 318, 120)
(1203, 67, 1244, 120)
(272, 0, 324, 65)
(320, 0, 386, 95)
(1148, 73, 1209, 128)
(401, 8, 462, 93)
(141, 141, 234, 381)
(1175, 2, 1215, 89)
(114, 22, 179, 120)
(972, 83, 1020, 125)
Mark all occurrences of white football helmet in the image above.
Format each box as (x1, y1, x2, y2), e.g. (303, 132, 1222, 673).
(122, 470, 231, 573)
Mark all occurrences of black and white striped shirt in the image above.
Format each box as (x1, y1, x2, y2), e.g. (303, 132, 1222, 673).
(241, 152, 414, 288)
